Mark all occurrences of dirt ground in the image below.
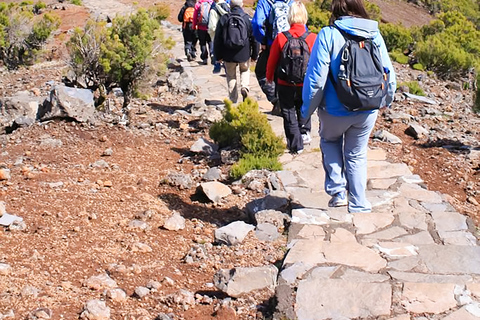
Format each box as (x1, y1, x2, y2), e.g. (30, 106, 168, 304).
(0, 1, 479, 319)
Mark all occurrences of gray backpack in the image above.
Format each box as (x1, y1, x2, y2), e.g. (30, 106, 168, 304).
(330, 25, 389, 111)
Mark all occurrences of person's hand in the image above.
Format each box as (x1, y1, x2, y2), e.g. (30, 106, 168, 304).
(266, 80, 273, 85)
(261, 44, 266, 50)
(218, 59, 223, 63)
(251, 58, 256, 63)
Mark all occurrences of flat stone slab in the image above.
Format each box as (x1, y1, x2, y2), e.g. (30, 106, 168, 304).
(296, 279, 391, 319)
(401, 282, 457, 314)
(417, 245, 480, 275)
(368, 161, 412, 179)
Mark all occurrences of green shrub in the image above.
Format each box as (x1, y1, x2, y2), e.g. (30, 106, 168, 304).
(34, 1, 46, 11)
(68, 9, 173, 108)
(475, 73, 480, 113)
(70, 0, 82, 5)
(380, 23, 413, 52)
(230, 154, 283, 180)
(400, 81, 425, 96)
(306, 1, 329, 33)
(0, 3, 60, 69)
(210, 98, 285, 178)
(390, 50, 409, 64)
(412, 63, 424, 71)
(150, 3, 170, 21)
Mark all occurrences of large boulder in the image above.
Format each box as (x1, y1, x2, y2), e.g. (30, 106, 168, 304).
(0, 91, 42, 133)
(38, 85, 95, 122)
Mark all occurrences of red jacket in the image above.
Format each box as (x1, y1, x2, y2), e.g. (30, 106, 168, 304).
(266, 24, 317, 86)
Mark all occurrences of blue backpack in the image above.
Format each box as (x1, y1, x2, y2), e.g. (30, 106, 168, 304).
(266, 0, 292, 41)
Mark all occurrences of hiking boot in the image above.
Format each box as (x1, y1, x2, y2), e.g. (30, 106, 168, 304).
(302, 132, 312, 145)
(328, 191, 348, 207)
(202, 59, 208, 65)
(241, 87, 249, 101)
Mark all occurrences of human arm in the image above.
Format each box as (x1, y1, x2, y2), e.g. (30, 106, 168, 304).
(301, 29, 331, 120)
(376, 33, 396, 107)
(266, 35, 281, 83)
(208, 9, 219, 39)
(178, 5, 186, 22)
(252, 0, 270, 44)
(214, 16, 225, 61)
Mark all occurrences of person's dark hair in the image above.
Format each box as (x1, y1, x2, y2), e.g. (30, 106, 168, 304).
(329, 0, 370, 24)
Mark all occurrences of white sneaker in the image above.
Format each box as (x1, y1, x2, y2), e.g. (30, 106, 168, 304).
(302, 132, 312, 145)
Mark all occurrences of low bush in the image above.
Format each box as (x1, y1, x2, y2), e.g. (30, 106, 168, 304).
(380, 23, 413, 52)
(209, 98, 285, 179)
(0, 3, 60, 69)
(390, 50, 409, 64)
(400, 81, 425, 96)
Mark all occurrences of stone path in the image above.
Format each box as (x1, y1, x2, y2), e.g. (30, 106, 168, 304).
(162, 22, 480, 319)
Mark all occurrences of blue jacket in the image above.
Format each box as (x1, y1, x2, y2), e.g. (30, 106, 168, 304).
(252, 0, 294, 45)
(301, 16, 396, 118)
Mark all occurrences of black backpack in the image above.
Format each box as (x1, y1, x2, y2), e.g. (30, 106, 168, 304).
(223, 12, 249, 49)
(277, 31, 311, 84)
(329, 25, 389, 111)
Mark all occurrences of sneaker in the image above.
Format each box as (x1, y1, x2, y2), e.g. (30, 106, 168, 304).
(302, 132, 312, 145)
(202, 59, 208, 65)
(241, 87, 249, 101)
(328, 191, 348, 207)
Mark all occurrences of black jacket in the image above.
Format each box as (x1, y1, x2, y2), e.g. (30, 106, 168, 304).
(178, 0, 195, 23)
(213, 6, 259, 63)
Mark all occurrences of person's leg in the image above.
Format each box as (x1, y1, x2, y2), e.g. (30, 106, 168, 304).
(344, 111, 378, 213)
(183, 29, 193, 60)
(254, 48, 277, 103)
(207, 33, 214, 64)
(239, 60, 250, 100)
(224, 62, 239, 103)
(278, 85, 303, 153)
(198, 30, 208, 62)
(319, 109, 350, 196)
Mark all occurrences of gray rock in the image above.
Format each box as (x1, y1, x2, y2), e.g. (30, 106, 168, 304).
(80, 299, 110, 320)
(214, 265, 278, 298)
(190, 137, 218, 155)
(404, 92, 437, 104)
(39, 85, 94, 122)
(90, 160, 109, 169)
(39, 138, 63, 148)
(167, 70, 196, 95)
(84, 274, 117, 290)
(134, 286, 150, 299)
(245, 190, 289, 216)
(200, 181, 231, 203)
(215, 221, 255, 246)
(29, 307, 52, 319)
(0, 213, 23, 227)
(401, 282, 456, 314)
(373, 129, 402, 144)
(203, 167, 222, 181)
(106, 288, 127, 302)
(0, 91, 41, 133)
(21, 285, 40, 298)
(128, 220, 150, 231)
(0, 263, 11, 275)
(0, 201, 5, 217)
(155, 314, 173, 320)
(0, 168, 10, 181)
(164, 172, 193, 189)
(405, 123, 429, 139)
(163, 212, 185, 231)
(255, 223, 280, 241)
(254, 209, 289, 229)
(102, 148, 113, 156)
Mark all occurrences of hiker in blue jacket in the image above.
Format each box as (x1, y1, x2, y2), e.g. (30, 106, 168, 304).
(252, 0, 293, 115)
(300, 0, 396, 213)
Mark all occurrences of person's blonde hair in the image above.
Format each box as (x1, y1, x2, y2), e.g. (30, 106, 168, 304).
(288, 2, 308, 25)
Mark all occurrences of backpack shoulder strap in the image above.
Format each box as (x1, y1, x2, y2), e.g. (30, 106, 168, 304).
(282, 31, 293, 41)
(299, 31, 310, 41)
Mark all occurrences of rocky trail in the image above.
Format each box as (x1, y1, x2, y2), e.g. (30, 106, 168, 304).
(0, 0, 480, 319)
